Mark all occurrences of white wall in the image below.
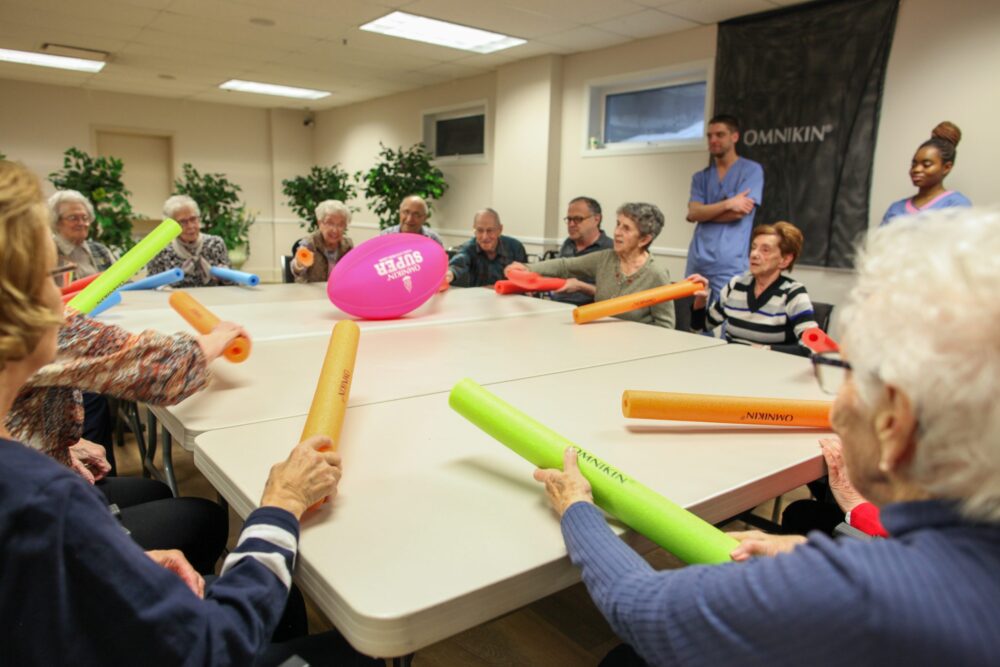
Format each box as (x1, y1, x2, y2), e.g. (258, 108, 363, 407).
(0, 79, 314, 280)
(314, 72, 497, 248)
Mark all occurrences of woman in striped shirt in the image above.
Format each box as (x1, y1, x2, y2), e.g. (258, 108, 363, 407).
(688, 221, 817, 355)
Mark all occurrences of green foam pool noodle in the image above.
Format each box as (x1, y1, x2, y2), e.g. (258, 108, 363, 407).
(448, 378, 738, 565)
(68, 219, 182, 314)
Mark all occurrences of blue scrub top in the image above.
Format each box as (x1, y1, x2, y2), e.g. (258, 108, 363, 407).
(880, 190, 971, 227)
(685, 157, 765, 286)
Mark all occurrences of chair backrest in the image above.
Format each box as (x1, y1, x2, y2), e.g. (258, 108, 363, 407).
(812, 301, 834, 332)
(541, 249, 559, 261)
(280, 255, 294, 283)
(673, 295, 694, 333)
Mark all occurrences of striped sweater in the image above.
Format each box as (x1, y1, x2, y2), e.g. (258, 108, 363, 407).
(694, 271, 817, 355)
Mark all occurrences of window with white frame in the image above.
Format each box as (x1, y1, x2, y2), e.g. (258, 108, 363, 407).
(423, 103, 487, 160)
(585, 62, 711, 154)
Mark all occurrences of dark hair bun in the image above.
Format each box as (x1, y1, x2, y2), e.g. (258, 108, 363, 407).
(932, 121, 961, 146)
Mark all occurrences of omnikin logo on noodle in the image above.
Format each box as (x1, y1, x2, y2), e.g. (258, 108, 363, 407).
(372, 250, 424, 282)
(743, 124, 834, 147)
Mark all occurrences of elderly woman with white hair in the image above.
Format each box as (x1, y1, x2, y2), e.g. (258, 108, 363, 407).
(533, 209, 1000, 665)
(49, 190, 116, 279)
(290, 199, 354, 283)
(146, 194, 232, 287)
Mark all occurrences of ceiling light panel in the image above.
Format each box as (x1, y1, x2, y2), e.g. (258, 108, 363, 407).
(360, 11, 526, 54)
(219, 79, 331, 100)
(0, 47, 105, 72)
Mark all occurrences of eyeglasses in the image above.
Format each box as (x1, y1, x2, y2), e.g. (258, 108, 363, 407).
(175, 215, 201, 226)
(61, 214, 92, 224)
(563, 215, 593, 225)
(811, 351, 852, 395)
(319, 218, 347, 229)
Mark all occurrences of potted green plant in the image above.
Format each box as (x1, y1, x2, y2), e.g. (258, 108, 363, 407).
(281, 164, 357, 232)
(173, 163, 256, 267)
(49, 147, 139, 252)
(355, 143, 449, 229)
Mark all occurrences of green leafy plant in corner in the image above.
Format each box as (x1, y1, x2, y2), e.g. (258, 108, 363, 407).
(282, 164, 357, 232)
(49, 147, 138, 252)
(355, 143, 448, 229)
(173, 163, 255, 252)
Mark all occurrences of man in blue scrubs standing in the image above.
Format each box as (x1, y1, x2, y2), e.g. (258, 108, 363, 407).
(685, 114, 764, 304)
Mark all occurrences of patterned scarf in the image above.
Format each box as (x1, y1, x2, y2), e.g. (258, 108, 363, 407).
(172, 237, 212, 284)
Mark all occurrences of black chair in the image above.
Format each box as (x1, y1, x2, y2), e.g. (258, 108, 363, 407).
(540, 249, 559, 260)
(812, 301, 834, 332)
(673, 295, 695, 333)
(280, 255, 294, 283)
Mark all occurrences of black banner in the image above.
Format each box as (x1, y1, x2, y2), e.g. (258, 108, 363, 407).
(715, 0, 899, 268)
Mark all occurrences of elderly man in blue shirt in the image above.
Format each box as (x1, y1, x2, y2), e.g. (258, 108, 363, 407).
(444, 208, 527, 288)
(533, 208, 1000, 666)
(380, 194, 445, 247)
(685, 114, 764, 305)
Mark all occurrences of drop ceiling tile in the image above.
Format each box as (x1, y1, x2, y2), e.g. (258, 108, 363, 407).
(596, 8, 699, 38)
(0, 6, 145, 42)
(536, 26, 633, 52)
(504, 0, 650, 25)
(401, 0, 568, 39)
(658, 0, 776, 25)
(279, 43, 446, 71)
(415, 60, 491, 80)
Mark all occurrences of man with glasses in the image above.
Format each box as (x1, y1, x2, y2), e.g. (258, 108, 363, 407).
(551, 196, 612, 306)
(49, 190, 116, 281)
(380, 195, 444, 247)
(444, 208, 527, 288)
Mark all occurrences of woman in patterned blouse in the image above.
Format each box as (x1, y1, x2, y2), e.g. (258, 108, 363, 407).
(290, 199, 355, 283)
(146, 194, 232, 287)
(49, 190, 116, 279)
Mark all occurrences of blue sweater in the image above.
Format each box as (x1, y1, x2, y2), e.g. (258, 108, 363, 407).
(0, 437, 298, 665)
(561, 500, 1000, 666)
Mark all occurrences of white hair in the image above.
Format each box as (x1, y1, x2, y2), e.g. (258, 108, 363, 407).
(314, 199, 351, 223)
(841, 208, 1000, 521)
(48, 190, 94, 230)
(163, 194, 200, 219)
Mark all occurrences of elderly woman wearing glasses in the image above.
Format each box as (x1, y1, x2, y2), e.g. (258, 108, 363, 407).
(49, 190, 116, 279)
(290, 199, 354, 283)
(505, 202, 675, 328)
(146, 195, 232, 287)
(532, 209, 1000, 665)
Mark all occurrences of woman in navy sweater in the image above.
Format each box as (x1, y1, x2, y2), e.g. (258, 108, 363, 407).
(0, 161, 377, 665)
(535, 209, 1000, 666)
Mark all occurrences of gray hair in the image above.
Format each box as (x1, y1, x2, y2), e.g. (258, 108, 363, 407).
(315, 199, 351, 223)
(163, 194, 200, 219)
(48, 190, 94, 230)
(473, 208, 501, 227)
(617, 202, 664, 249)
(841, 208, 1000, 521)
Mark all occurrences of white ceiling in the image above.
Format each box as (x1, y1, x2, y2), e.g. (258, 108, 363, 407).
(0, 0, 811, 110)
